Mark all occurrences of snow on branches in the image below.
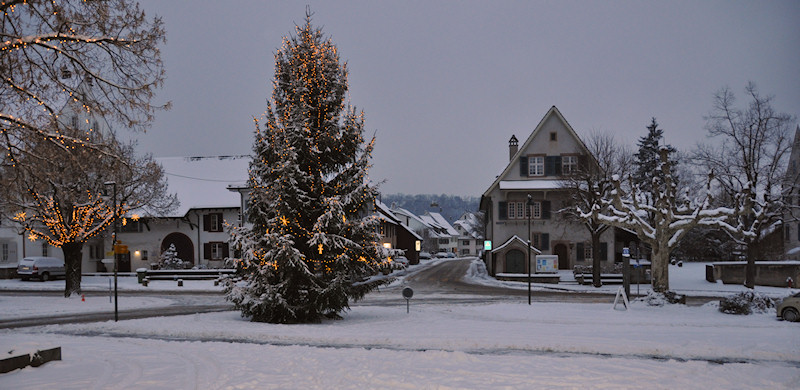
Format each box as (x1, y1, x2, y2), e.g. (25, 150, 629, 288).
(580, 148, 737, 292)
(225, 13, 386, 324)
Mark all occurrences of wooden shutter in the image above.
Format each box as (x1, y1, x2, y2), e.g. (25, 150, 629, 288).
(499, 202, 508, 220)
(541, 233, 550, 251)
(578, 155, 589, 171)
(542, 201, 551, 219)
(519, 156, 528, 176)
(222, 243, 230, 258)
(576, 243, 585, 261)
(203, 243, 211, 259)
(545, 156, 555, 176)
(544, 156, 562, 176)
(554, 156, 562, 175)
(202, 214, 211, 231)
(599, 242, 608, 261)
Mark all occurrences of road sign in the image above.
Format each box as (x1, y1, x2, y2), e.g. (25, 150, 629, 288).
(402, 287, 414, 314)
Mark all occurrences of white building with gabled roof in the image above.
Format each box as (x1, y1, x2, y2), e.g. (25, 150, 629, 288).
(453, 212, 484, 256)
(479, 106, 638, 276)
(101, 156, 250, 271)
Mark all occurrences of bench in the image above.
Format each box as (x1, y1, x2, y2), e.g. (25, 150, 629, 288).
(576, 273, 624, 285)
(139, 269, 235, 282)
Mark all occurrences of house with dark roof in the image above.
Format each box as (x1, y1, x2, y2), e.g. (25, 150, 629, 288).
(479, 106, 638, 276)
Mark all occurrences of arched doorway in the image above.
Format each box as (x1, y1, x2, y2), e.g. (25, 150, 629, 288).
(505, 249, 525, 273)
(554, 243, 569, 269)
(161, 232, 194, 266)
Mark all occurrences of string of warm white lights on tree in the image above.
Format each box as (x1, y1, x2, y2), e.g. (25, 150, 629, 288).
(224, 12, 388, 323)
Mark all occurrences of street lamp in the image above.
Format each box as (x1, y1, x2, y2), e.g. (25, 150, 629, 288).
(526, 194, 533, 305)
(104, 181, 118, 322)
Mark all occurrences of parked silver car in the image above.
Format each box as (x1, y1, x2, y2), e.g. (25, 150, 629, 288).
(17, 257, 66, 281)
(776, 292, 800, 322)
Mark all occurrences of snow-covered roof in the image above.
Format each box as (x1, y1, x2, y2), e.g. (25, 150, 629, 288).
(498, 180, 563, 190)
(491, 235, 542, 254)
(426, 212, 460, 236)
(419, 215, 450, 238)
(158, 156, 250, 217)
(392, 207, 429, 228)
(453, 215, 483, 239)
(375, 201, 423, 240)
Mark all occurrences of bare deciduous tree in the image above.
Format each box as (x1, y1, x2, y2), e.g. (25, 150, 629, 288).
(1, 0, 167, 149)
(582, 149, 735, 292)
(0, 125, 176, 297)
(695, 82, 796, 288)
(562, 131, 632, 287)
(0, 1, 172, 296)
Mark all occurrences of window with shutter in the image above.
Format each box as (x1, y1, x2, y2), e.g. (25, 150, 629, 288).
(499, 202, 508, 220)
(542, 201, 551, 219)
(528, 156, 544, 176)
(520, 156, 528, 176)
(562, 155, 578, 174)
(576, 243, 585, 261)
(204, 213, 223, 232)
(541, 233, 549, 250)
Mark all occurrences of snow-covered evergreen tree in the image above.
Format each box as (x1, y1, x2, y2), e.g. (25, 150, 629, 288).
(159, 243, 183, 270)
(225, 13, 388, 323)
(633, 118, 677, 195)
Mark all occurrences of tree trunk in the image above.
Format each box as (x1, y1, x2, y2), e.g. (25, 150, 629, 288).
(650, 244, 670, 293)
(62, 241, 84, 297)
(744, 239, 758, 289)
(591, 233, 602, 288)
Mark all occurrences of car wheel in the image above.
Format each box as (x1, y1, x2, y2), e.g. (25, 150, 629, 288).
(782, 307, 800, 322)
(40, 272, 50, 282)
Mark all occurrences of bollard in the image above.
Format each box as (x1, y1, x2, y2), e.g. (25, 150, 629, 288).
(142, 278, 149, 287)
(177, 279, 183, 287)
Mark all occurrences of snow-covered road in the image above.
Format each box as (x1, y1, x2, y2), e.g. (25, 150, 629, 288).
(1, 259, 798, 389)
(2, 300, 798, 389)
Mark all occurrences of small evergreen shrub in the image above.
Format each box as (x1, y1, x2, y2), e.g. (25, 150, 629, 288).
(718, 291, 774, 315)
(639, 290, 686, 306)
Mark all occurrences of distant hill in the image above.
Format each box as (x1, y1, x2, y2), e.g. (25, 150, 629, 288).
(379, 193, 480, 224)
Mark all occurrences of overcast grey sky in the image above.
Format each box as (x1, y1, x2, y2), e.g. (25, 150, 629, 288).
(135, 0, 800, 196)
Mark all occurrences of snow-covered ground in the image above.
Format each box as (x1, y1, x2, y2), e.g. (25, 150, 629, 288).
(1, 259, 799, 389)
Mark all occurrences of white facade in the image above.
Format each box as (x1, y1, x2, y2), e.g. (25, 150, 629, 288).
(480, 106, 635, 275)
(101, 156, 250, 271)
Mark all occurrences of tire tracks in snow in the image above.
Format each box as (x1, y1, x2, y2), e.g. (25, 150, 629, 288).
(49, 329, 800, 369)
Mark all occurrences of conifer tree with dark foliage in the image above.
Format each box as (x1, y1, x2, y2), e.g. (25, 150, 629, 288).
(225, 13, 388, 324)
(633, 118, 677, 194)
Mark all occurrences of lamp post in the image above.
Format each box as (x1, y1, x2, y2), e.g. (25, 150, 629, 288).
(526, 194, 533, 305)
(104, 181, 118, 322)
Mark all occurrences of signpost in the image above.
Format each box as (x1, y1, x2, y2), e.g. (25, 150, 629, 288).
(622, 247, 631, 297)
(402, 287, 413, 314)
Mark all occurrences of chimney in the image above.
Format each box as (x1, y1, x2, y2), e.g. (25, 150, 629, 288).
(508, 135, 519, 161)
